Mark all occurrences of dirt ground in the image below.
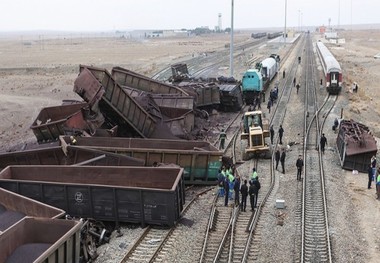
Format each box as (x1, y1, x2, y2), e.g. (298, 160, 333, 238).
(1, 30, 380, 260)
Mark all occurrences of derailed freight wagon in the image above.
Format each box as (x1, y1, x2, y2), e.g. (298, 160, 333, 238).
(0, 187, 65, 232)
(59, 136, 223, 185)
(336, 119, 377, 172)
(30, 103, 90, 143)
(0, 145, 145, 170)
(0, 217, 81, 263)
(0, 165, 185, 227)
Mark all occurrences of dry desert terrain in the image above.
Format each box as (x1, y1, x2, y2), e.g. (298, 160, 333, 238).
(0, 29, 380, 261)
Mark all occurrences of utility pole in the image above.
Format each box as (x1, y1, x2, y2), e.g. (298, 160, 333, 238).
(338, 0, 341, 30)
(298, 10, 300, 32)
(229, 0, 234, 77)
(284, 0, 287, 46)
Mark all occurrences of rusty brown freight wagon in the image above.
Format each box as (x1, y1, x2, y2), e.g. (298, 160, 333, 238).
(111, 66, 188, 96)
(60, 136, 223, 185)
(0, 145, 145, 170)
(0, 165, 185, 227)
(30, 102, 89, 143)
(0, 187, 65, 232)
(75, 65, 156, 138)
(0, 217, 81, 263)
(336, 119, 377, 172)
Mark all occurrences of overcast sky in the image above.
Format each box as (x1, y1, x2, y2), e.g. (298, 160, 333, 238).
(0, 0, 378, 31)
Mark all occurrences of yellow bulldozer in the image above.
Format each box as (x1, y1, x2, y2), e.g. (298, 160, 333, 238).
(241, 110, 270, 160)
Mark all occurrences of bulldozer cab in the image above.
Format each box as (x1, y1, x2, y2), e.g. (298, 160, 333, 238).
(242, 111, 268, 134)
(241, 111, 270, 159)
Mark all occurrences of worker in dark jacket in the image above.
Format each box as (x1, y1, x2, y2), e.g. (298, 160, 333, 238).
(267, 100, 272, 113)
(252, 179, 261, 208)
(224, 176, 230, 206)
(233, 176, 241, 207)
(320, 133, 327, 154)
(270, 125, 275, 144)
(240, 180, 248, 212)
(368, 165, 374, 189)
(248, 181, 257, 211)
(296, 155, 304, 181)
(219, 129, 227, 150)
(275, 149, 280, 170)
(280, 149, 286, 174)
(278, 125, 284, 144)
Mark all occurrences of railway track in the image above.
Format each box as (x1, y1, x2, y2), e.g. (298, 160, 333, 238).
(119, 187, 213, 263)
(241, 34, 306, 262)
(201, 35, 307, 263)
(300, 34, 333, 263)
(151, 38, 267, 81)
(199, 195, 234, 263)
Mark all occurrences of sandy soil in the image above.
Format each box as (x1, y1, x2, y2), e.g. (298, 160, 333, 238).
(1, 30, 380, 260)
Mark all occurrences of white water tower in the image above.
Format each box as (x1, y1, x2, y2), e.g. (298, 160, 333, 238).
(218, 13, 222, 31)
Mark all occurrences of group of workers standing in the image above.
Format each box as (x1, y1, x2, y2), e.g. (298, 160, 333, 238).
(218, 166, 261, 211)
(269, 125, 284, 145)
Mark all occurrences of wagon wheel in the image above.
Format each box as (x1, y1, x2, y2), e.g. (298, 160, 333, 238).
(85, 234, 98, 260)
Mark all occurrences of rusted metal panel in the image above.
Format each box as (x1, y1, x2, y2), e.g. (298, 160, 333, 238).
(73, 67, 105, 107)
(0, 187, 65, 232)
(123, 86, 194, 111)
(179, 82, 220, 107)
(336, 119, 377, 172)
(164, 110, 194, 138)
(153, 94, 194, 111)
(112, 66, 188, 96)
(0, 217, 81, 263)
(0, 165, 185, 226)
(77, 65, 156, 138)
(30, 103, 89, 142)
(59, 136, 222, 185)
(0, 145, 145, 170)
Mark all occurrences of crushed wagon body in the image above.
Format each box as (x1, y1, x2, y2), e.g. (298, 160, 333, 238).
(74, 65, 157, 138)
(336, 119, 377, 173)
(30, 103, 92, 143)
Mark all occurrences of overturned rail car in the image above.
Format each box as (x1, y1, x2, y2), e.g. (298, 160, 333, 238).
(0, 187, 65, 232)
(0, 145, 145, 170)
(0, 165, 185, 227)
(336, 119, 377, 173)
(30, 102, 90, 143)
(218, 83, 243, 112)
(177, 82, 221, 108)
(75, 66, 157, 138)
(112, 66, 188, 96)
(122, 86, 195, 138)
(0, 217, 81, 263)
(60, 136, 222, 185)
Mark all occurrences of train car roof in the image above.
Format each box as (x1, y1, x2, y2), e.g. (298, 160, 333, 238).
(317, 41, 342, 72)
(261, 57, 276, 68)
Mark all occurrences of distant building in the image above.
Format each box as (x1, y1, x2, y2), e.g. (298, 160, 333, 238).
(318, 26, 327, 34)
(147, 31, 163, 38)
(325, 31, 338, 39)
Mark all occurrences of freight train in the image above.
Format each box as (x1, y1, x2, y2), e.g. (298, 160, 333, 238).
(267, 32, 283, 39)
(316, 41, 342, 94)
(241, 54, 280, 104)
(169, 63, 243, 112)
(251, 32, 267, 39)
